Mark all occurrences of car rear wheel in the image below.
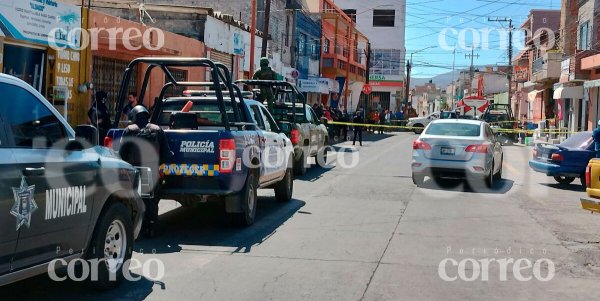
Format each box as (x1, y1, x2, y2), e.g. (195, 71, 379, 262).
(580, 173, 587, 189)
(553, 176, 575, 185)
(412, 173, 424, 187)
(85, 202, 133, 290)
(229, 171, 259, 227)
(413, 124, 424, 134)
(485, 163, 495, 188)
(274, 167, 293, 202)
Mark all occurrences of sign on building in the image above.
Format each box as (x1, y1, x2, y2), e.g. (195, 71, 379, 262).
(0, 0, 81, 48)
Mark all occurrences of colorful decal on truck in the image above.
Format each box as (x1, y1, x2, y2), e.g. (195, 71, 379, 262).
(11, 177, 38, 230)
(179, 141, 215, 153)
(160, 164, 220, 176)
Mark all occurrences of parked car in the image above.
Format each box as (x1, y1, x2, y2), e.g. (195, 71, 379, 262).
(236, 80, 329, 175)
(105, 58, 294, 226)
(407, 111, 457, 134)
(529, 132, 595, 187)
(0, 74, 144, 288)
(411, 119, 503, 188)
(481, 104, 518, 144)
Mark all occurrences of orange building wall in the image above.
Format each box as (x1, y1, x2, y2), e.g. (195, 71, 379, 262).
(88, 10, 206, 109)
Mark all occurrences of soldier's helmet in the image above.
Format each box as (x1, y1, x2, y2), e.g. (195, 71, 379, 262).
(128, 105, 150, 124)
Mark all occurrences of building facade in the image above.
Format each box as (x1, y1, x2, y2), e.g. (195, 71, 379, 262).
(329, 0, 406, 113)
(0, 0, 85, 124)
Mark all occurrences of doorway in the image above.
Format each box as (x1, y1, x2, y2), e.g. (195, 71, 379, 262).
(2, 43, 46, 93)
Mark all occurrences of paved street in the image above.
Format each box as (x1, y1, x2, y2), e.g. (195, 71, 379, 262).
(3, 132, 600, 300)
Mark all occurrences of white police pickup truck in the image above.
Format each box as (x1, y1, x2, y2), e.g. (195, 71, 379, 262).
(0, 74, 145, 289)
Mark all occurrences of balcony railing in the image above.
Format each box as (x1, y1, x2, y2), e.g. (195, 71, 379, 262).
(531, 52, 563, 83)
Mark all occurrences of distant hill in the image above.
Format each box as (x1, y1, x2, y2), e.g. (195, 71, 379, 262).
(411, 66, 486, 89)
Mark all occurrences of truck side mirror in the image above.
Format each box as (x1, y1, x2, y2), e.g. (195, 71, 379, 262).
(74, 125, 99, 146)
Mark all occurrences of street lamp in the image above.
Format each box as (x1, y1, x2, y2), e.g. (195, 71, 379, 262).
(404, 46, 437, 114)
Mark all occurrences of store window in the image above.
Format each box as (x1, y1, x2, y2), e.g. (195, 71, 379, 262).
(2, 44, 46, 93)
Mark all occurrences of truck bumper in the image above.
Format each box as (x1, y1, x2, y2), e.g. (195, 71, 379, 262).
(160, 174, 245, 199)
(528, 160, 581, 177)
(581, 197, 600, 214)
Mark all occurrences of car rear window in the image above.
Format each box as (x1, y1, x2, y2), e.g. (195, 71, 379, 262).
(440, 112, 457, 119)
(159, 99, 239, 126)
(559, 132, 593, 149)
(425, 123, 481, 137)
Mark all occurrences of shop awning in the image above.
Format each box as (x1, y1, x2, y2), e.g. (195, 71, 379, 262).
(527, 90, 542, 102)
(584, 79, 600, 89)
(553, 86, 583, 99)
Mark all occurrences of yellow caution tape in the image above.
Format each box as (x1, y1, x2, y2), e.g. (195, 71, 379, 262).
(325, 121, 581, 135)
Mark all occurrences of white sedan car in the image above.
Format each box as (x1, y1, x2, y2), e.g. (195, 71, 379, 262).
(411, 119, 503, 188)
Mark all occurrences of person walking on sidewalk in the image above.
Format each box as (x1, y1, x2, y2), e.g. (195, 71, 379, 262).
(353, 111, 364, 146)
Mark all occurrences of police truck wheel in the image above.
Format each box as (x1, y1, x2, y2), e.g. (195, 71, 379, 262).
(274, 167, 293, 202)
(317, 144, 329, 168)
(230, 171, 259, 227)
(294, 151, 307, 176)
(85, 202, 133, 290)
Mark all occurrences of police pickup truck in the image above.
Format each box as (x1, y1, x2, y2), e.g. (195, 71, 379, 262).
(235, 80, 329, 175)
(0, 74, 144, 289)
(105, 58, 294, 226)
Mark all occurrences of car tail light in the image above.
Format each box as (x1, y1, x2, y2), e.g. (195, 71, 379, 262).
(465, 144, 490, 153)
(104, 136, 113, 148)
(586, 164, 592, 189)
(551, 153, 564, 162)
(290, 129, 299, 145)
(412, 140, 432, 150)
(219, 139, 236, 174)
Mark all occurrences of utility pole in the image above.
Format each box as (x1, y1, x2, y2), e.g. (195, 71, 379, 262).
(250, 0, 257, 77)
(261, 0, 271, 57)
(488, 17, 513, 103)
(451, 47, 456, 108)
(465, 46, 479, 94)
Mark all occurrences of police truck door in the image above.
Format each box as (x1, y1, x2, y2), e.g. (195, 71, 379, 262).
(0, 121, 18, 274)
(0, 82, 97, 269)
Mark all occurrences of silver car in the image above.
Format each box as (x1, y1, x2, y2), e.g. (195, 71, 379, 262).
(411, 119, 503, 188)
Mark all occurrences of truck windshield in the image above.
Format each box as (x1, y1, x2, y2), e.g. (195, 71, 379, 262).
(158, 99, 240, 126)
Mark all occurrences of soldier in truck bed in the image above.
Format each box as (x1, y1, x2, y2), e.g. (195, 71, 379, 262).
(120, 105, 171, 237)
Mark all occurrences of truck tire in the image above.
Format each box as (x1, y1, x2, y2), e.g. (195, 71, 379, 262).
(85, 202, 133, 290)
(274, 167, 293, 202)
(294, 151, 307, 176)
(229, 171, 259, 227)
(317, 143, 329, 168)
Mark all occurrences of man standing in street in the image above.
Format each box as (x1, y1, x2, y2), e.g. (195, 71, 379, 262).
(353, 111, 364, 146)
(122, 92, 141, 121)
(88, 91, 111, 143)
(120, 105, 172, 237)
(594, 120, 600, 156)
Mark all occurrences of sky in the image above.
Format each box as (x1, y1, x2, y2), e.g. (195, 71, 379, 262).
(405, 0, 561, 78)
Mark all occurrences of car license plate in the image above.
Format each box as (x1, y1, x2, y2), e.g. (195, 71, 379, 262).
(441, 147, 455, 155)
